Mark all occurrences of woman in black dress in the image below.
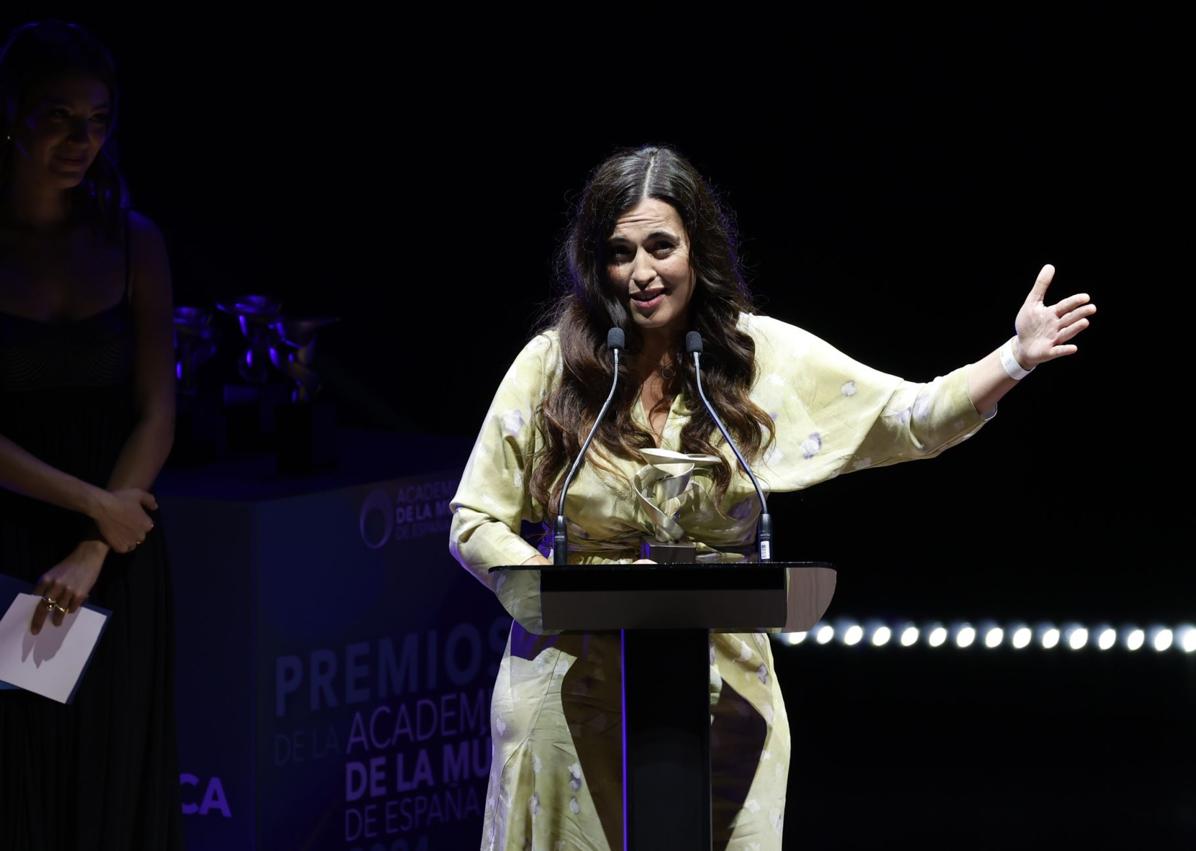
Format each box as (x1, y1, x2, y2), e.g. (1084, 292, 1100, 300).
(0, 20, 183, 849)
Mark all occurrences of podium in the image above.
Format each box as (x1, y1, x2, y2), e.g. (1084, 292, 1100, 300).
(491, 560, 836, 850)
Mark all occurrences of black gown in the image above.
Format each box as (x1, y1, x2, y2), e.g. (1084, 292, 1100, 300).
(0, 224, 183, 850)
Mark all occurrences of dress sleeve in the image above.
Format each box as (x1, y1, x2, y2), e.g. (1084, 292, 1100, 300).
(744, 314, 995, 492)
(448, 332, 555, 590)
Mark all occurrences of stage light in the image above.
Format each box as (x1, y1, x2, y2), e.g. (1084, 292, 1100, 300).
(899, 624, 920, 647)
(952, 623, 976, 649)
(773, 617, 1188, 657)
(842, 624, 864, 646)
(1122, 626, 1145, 652)
(1009, 623, 1032, 650)
(927, 623, 948, 648)
(1064, 624, 1089, 651)
(1036, 623, 1060, 650)
(1179, 625, 1196, 654)
(1151, 626, 1174, 652)
(869, 624, 892, 647)
(980, 621, 1004, 649)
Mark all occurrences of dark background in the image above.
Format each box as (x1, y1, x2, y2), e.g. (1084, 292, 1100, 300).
(5, 10, 1189, 848)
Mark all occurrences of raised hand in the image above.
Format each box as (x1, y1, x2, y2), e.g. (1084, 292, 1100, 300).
(1014, 264, 1096, 368)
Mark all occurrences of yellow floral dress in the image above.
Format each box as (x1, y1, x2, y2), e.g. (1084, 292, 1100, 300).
(449, 313, 992, 850)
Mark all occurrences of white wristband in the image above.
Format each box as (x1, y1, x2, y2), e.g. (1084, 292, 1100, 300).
(1000, 337, 1034, 380)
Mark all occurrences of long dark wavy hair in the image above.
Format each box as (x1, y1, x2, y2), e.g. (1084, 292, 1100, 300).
(0, 20, 126, 237)
(530, 145, 775, 516)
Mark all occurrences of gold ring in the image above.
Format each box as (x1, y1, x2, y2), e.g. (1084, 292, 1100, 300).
(52, 604, 67, 616)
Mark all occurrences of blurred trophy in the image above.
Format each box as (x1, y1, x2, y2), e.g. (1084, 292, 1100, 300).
(216, 295, 290, 451)
(269, 316, 340, 474)
(171, 306, 226, 464)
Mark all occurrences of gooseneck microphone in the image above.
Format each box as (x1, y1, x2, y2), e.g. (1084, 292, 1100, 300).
(553, 327, 625, 565)
(686, 331, 772, 562)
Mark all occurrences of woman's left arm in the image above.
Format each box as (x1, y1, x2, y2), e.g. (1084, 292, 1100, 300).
(110, 212, 176, 490)
(968, 264, 1096, 415)
(86, 213, 176, 557)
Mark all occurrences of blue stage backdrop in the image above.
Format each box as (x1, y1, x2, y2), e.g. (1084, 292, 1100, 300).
(160, 434, 506, 850)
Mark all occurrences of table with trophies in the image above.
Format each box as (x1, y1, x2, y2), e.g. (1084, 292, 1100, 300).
(164, 297, 502, 850)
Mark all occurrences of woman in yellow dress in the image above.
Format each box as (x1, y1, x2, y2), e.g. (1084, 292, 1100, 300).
(449, 145, 1094, 850)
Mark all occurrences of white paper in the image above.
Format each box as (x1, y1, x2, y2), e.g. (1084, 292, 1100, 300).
(0, 593, 108, 703)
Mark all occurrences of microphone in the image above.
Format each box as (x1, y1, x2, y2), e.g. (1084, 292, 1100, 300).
(685, 331, 772, 561)
(553, 327, 625, 565)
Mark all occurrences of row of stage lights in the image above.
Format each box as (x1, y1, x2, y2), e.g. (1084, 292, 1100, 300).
(777, 620, 1196, 653)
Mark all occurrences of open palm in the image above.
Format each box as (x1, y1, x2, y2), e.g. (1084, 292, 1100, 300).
(1014, 264, 1096, 367)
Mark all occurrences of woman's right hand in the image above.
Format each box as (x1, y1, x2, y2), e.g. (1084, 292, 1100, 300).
(89, 488, 158, 554)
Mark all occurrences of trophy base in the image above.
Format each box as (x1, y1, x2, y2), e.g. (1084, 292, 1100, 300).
(640, 540, 697, 563)
(223, 383, 290, 451)
(274, 399, 338, 475)
(171, 392, 228, 466)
